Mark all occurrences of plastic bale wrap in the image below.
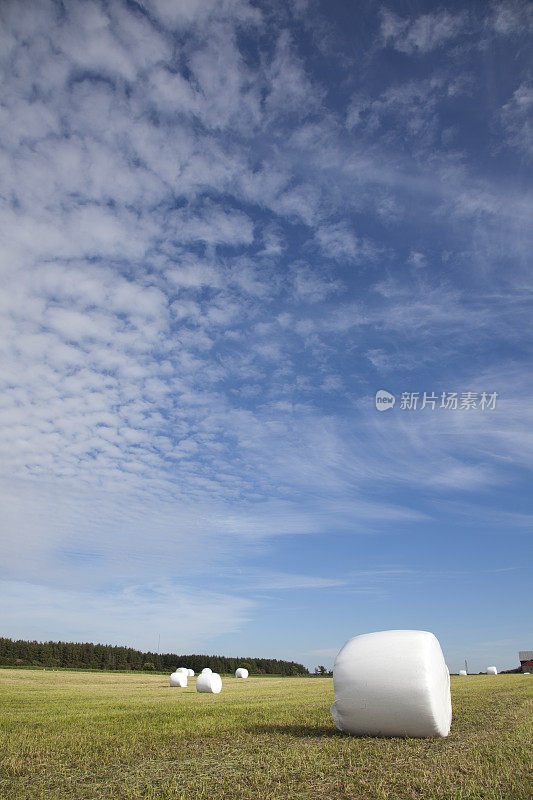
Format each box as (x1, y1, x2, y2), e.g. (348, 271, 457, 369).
(235, 668, 249, 679)
(187, 669, 195, 677)
(176, 667, 188, 674)
(486, 666, 498, 675)
(196, 672, 222, 693)
(458, 670, 467, 676)
(169, 671, 187, 687)
(201, 667, 212, 675)
(330, 630, 452, 738)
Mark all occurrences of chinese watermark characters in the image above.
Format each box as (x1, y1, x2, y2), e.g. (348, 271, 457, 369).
(375, 390, 498, 412)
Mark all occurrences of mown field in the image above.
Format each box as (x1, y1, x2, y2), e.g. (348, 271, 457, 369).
(0, 669, 531, 800)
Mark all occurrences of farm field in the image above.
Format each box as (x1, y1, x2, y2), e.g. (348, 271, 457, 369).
(0, 669, 531, 800)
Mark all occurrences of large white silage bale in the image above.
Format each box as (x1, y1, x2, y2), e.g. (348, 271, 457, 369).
(169, 671, 187, 687)
(196, 672, 222, 693)
(235, 668, 249, 679)
(486, 666, 498, 675)
(458, 670, 467, 676)
(330, 630, 452, 738)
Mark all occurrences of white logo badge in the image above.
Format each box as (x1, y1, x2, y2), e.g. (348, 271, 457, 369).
(375, 390, 396, 411)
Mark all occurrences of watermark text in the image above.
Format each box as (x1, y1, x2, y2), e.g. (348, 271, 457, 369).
(375, 390, 498, 412)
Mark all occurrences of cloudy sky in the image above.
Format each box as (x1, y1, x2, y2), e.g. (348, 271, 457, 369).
(1, 0, 531, 672)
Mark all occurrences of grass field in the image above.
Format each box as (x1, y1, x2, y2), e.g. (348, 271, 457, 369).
(0, 669, 531, 800)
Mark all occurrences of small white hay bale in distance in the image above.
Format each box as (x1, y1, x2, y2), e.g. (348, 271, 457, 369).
(458, 670, 467, 676)
(235, 668, 249, 679)
(201, 667, 212, 675)
(330, 630, 452, 738)
(196, 672, 222, 693)
(169, 671, 187, 687)
(187, 669, 195, 677)
(486, 666, 498, 675)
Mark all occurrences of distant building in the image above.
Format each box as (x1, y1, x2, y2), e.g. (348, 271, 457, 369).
(518, 651, 533, 673)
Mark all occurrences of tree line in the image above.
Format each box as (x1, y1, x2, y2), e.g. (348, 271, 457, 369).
(0, 637, 309, 675)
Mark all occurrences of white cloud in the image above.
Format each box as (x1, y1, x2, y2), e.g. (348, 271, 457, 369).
(500, 83, 533, 158)
(381, 9, 468, 54)
(0, 578, 253, 653)
(492, 1, 533, 35)
(241, 571, 348, 591)
(408, 251, 427, 269)
(171, 205, 255, 246)
(59, 1, 138, 81)
(315, 222, 379, 264)
(265, 29, 324, 118)
(292, 265, 341, 302)
(166, 260, 222, 290)
(144, 0, 261, 30)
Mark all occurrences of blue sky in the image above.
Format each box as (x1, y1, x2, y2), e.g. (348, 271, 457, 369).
(0, 0, 531, 672)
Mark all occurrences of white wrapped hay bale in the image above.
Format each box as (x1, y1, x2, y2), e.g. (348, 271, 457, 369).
(187, 669, 195, 677)
(201, 667, 212, 675)
(458, 669, 467, 676)
(330, 630, 452, 738)
(486, 666, 498, 675)
(169, 671, 187, 687)
(196, 672, 222, 693)
(176, 667, 188, 674)
(235, 668, 249, 679)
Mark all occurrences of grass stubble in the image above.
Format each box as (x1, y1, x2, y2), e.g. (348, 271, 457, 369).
(0, 669, 531, 800)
